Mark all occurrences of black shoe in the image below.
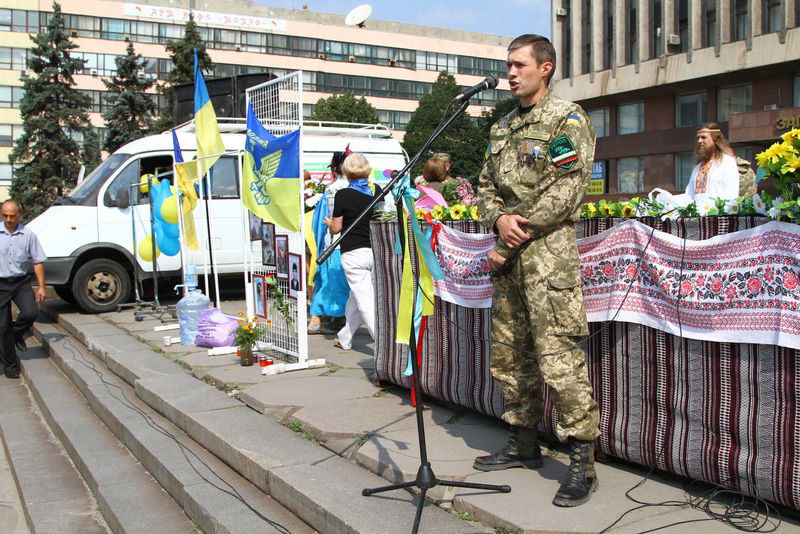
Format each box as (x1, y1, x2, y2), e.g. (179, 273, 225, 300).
(15, 338, 27, 352)
(552, 440, 598, 507)
(4, 368, 20, 379)
(473, 426, 543, 472)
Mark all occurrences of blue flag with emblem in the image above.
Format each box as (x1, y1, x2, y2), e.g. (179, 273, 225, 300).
(242, 103, 301, 231)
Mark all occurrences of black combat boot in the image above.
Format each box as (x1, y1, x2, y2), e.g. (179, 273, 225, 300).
(552, 439, 598, 507)
(473, 426, 543, 471)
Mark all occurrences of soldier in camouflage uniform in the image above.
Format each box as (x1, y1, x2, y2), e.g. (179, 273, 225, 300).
(474, 34, 600, 507)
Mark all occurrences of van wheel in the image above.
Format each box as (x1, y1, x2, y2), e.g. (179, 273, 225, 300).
(53, 286, 76, 304)
(72, 259, 131, 314)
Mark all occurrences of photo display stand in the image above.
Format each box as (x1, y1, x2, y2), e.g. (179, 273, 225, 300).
(317, 98, 510, 534)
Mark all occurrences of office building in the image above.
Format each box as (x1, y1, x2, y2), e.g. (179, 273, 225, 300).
(551, 0, 800, 197)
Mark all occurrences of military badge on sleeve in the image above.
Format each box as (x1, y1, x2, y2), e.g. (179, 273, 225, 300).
(548, 136, 579, 169)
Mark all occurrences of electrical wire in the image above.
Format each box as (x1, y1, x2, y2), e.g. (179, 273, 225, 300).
(59, 339, 294, 534)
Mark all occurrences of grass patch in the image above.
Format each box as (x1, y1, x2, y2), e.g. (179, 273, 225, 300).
(495, 528, 517, 534)
(286, 420, 316, 441)
(325, 363, 342, 375)
(451, 510, 476, 522)
(173, 359, 191, 370)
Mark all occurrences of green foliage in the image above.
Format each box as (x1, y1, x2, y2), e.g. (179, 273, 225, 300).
(401, 71, 486, 180)
(102, 42, 156, 153)
(478, 97, 517, 133)
(81, 128, 101, 174)
(9, 1, 91, 218)
(310, 91, 379, 124)
(153, 12, 213, 132)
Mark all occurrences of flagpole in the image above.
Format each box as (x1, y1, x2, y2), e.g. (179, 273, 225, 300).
(238, 149, 254, 319)
(195, 157, 211, 297)
(202, 156, 222, 309)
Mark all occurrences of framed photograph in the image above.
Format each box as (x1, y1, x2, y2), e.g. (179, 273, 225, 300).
(261, 222, 275, 266)
(275, 235, 289, 279)
(252, 274, 266, 318)
(249, 212, 262, 241)
(288, 253, 302, 300)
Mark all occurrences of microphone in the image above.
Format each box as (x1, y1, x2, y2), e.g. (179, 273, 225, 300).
(454, 76, 499, 102)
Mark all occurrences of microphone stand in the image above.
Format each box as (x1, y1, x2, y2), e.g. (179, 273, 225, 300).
(317, 98, 510, 534)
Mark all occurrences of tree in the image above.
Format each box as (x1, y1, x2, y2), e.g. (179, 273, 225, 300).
(81, 127, 101, 174)
(153, 12, 214, 132)
(102, 41, 156, 153)
(311, 92, 379, 124)
(9, 1, 91, 218)
(401, 72, 486, 180)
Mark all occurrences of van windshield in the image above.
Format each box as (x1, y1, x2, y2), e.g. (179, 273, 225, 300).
(63, 153, 131, 206)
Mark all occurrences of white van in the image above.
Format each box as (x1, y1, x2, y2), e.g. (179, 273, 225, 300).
(27, 119, 407, 313)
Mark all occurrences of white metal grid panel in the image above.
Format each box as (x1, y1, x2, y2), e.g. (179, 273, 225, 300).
(245, 71, 309, 366)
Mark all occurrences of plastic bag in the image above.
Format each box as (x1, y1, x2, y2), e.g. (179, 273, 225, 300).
(193, 308, 238, 348)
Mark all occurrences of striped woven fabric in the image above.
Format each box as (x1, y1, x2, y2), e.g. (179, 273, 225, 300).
(371, 217, 800, 510)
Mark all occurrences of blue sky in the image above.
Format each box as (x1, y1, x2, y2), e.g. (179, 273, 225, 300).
(255, 1, 551, 39)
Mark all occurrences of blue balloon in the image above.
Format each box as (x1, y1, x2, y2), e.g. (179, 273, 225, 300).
(159, 235, 181, 256)
(163, 222, 180, 239)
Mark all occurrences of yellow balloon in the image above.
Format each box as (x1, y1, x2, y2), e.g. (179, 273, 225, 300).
(137, 233, 161, 261)
(139, 173, 155, 194)
(161, 195, 179, 224)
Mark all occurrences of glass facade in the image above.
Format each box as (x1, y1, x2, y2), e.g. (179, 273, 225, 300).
(675, 151, 695, 190)
(676, 91, 707, 127)
(617, 157, 644, 193)
(588, 107, 610, 137)
(763, 0, 782, 33)
(618, 102, 644, 134)
(718, 84, 752, 122)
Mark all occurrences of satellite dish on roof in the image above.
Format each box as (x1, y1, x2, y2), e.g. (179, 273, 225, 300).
(345, 4, 372, 28)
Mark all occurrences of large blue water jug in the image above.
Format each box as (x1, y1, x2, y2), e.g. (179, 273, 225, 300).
(177, 289, 210, 345)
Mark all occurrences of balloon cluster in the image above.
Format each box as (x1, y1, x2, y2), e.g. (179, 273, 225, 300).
(137, 177, 181, 261)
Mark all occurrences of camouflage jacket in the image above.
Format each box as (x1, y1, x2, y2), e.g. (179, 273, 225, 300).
(478, 90, 596, 285)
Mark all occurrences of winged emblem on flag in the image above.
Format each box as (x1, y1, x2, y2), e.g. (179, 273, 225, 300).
(248, 149, 283, 206)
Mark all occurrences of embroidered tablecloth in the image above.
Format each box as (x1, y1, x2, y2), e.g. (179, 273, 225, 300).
(371, 217, 800, 510)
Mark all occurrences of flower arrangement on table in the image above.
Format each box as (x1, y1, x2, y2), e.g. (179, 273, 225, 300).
(754, 128, 800, 221)
(264, 273, 293, 326)
(581, 193, 789, 220)
(414, 177, 481, 221)
(232, 313, 270, 351)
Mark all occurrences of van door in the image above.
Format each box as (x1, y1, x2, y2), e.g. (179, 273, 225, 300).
(97, 153, 182, 274)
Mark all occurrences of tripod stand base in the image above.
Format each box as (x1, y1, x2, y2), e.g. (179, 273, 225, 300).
(363, 462, 510, 534)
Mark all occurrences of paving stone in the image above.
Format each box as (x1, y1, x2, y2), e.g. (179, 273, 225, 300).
(291, 394, 456, 442)
(240, 375, 379, 413)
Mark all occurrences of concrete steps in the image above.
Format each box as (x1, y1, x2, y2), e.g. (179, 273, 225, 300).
(27, 307, 485, 534)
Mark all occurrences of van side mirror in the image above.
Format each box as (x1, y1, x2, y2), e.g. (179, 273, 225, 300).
(115, 188, 130, 209)
(104, 188, 130, 208)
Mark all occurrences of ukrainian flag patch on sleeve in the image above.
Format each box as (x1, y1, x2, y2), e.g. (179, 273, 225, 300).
(566, 114, 581, 125)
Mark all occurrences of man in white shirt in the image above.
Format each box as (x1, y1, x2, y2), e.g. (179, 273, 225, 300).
(685, 123, 739, 200)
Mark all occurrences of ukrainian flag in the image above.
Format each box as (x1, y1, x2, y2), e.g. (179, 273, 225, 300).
(172, 129, 200, 251)
(242, 103, 301, 232)
(193, 49, 225, 178)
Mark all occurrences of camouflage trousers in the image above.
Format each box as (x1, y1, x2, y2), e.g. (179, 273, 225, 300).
(490, 262, 600, 443)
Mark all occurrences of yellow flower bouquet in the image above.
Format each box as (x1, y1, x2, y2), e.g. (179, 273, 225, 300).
(755, 128, 800, 221)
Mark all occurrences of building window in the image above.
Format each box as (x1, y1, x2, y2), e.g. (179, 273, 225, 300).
(0, 123, 23, 147)
(675, 151, 695, 190)
(763, 0, 782, 33)
(718, 84, 752, 122)
(604, 0, 614, 69)
(795, 74, 800, 106)
(0, 85, 24, 107)
(588, 107, 610, 137)
(618, 157, 644, 194)
(651, 0, 663, 58)
(618, 102, 644, 134)
(703, 0, 718, 48)
(562, 0, 572, 78)
(676, 91, 707, 127)
(732, 0, 748, 41)
(582, 0, 592, 74)
(626, 0, 638, 64)
(677, 0, 689, 52)
(0, 162, 12, 186)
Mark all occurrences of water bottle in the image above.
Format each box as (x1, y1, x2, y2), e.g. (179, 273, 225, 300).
(184, 265, 198, 290)
(177, 289, 210, 345)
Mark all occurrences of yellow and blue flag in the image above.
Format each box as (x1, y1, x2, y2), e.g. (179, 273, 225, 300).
(172, 129, 200, 251)
(193, 49, 225, 178)
(242, 102, 301, 232)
